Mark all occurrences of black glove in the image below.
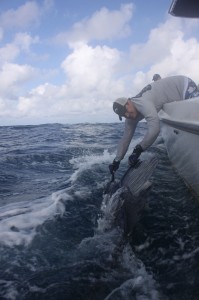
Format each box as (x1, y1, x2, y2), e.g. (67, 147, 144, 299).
(128, 144, 143, 166)
(109, 159, 120, 174)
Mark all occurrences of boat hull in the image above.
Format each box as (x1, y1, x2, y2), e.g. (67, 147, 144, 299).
(159, 98, 199, 199)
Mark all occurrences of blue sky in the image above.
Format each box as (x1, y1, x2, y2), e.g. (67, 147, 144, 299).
(0, 0, 199, 125)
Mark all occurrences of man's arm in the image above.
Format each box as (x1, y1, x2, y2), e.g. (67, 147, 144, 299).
(139, 105, 160, 150)
(115, 118, 139, 161)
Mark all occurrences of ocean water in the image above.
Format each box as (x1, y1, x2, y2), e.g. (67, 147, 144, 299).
(0, 122, 199, 300)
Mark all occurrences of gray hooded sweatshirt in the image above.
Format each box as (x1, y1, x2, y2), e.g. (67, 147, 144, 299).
(115, 75, 192, 161)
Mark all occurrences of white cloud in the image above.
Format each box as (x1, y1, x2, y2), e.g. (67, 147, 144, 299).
(0, 0, 54, 33)
(14, 32, 39, 52)
(55, 3, 134, 46)
(0, 3, 199, 125)
(130, 17, 199, 91)
(0, 43, 19, 64)
(150, 36, 199, 82)
(61, 43, 124, 97)
(0, 63, 36, 98)
(6, 40, 128, 122)
(0, 32, 39, 67)
(0, 2, 41, 30)
(13, 40, 126, 120)
(130, 17, 183, 68)
(0, 27, 3, 41)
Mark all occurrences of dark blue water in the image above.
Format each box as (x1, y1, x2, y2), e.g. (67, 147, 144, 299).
(0, 123, 199, 300)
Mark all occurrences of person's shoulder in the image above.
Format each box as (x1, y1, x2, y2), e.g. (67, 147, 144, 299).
(134, 84, 152, 98)
(161, 75, 186, 82)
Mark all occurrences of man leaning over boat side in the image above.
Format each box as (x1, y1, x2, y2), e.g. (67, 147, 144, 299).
(109, 75, 199, 174)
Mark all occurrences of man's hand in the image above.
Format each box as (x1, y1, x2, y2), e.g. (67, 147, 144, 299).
(109, 159, 120, 174)
(128, 144, 143, 166)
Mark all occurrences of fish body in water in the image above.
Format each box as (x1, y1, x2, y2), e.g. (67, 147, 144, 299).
(102, 156, 158, 236)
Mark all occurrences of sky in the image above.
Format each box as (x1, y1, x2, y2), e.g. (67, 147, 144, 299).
(0, 0, 199, 126)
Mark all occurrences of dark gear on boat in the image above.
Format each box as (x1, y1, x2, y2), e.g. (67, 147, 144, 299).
(152, 74, 161, 81)
(129, 144, 143, 166)
(109, 159, 120, 174)
(185, 78, 199, 99)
